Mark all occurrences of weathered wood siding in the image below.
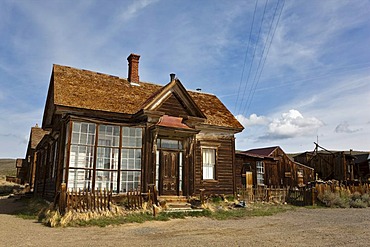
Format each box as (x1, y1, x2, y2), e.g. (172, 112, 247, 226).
(194, 137, 235, 195)
(157, 93, 190, 117)
(235, 150, 314, 188)
(294, 152, 351, 181)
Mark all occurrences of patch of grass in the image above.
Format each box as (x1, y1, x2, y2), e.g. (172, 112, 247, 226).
(0, 159, 16, 176)
(14, 197, 50, 220)
(66, 210, 213, 227)
(209, 204, 294, 220)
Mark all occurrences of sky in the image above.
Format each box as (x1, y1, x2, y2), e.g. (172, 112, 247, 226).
(0, 0, 369, 158)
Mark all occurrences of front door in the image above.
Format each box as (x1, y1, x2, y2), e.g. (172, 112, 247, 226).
(160, 151, 179, 195)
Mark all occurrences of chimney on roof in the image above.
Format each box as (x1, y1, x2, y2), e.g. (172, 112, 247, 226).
(170, 73, 176, 81)
(127, 53, 140, 83)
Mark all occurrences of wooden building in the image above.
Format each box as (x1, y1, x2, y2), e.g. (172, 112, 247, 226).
(235, 146, 314, 188)
(32, 53, 243, 200)
(354, 153, 370, 181)
(294, 144, 369, 182)
(16, 125, 49, 187)
(15, 158, 26, 184)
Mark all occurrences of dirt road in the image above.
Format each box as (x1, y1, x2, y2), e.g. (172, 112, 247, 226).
(1, 197, 370, 247)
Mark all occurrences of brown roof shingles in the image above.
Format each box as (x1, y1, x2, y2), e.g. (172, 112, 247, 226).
(30, 126, 49, 149)
(52, 64, 243, 130)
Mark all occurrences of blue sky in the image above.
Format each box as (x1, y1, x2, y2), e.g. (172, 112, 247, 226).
(0, 0, 369, 158)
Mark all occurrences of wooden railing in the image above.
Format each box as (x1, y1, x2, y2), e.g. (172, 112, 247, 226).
(5, 176, 21, 184)
(238, 186, 289, 204)
(57, 183, 112, 215)
(56, 183, 152, 214)
(237, 183, 370, 207)
(126, 190, 143, 209)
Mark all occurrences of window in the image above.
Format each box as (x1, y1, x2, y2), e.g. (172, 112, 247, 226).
(68, 122, 95, 190)
(202, 148, 216, 180)
(256, 161, 264, 185)
(65, 121, 142, 193)
(96, 125, 120, 191)
(120, 127, 142, 192)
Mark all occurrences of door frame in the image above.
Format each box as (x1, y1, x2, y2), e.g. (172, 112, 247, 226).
(158, 150, 181, 196)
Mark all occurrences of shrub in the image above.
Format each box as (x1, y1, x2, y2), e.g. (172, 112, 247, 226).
(361, 193, 370, 207)
(317, 190, 350, 208)
(351, 192, 362, 201)
(350, 199, 367, 208)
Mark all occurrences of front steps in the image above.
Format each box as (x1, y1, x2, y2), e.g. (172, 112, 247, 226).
(158, 196, 203, 213)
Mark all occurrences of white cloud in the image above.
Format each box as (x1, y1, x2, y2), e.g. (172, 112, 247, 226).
(266, 109, 323, 139)
(236, 113, 269, 127)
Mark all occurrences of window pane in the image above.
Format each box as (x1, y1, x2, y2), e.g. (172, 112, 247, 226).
(202, 148, 216, 180)
(122, 127, 142, 148)
(98, 125, 120, 147)
(67, 169, 92, 190)
(95, 170, 117, 192)
(120, 171, 141, 193)
(69, 144, 94, 168)
(96, 147, 119, 170)
(256, 161, 264, 185)
(71, 122, 95, 145)
(121, 149, 141, 170)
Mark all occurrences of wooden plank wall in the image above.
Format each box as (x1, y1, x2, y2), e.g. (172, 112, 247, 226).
(194, 137, 235, 195)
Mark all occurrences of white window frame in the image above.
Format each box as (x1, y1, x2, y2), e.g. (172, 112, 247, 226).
(256, 161, 264, 185)
(202, 148, 216, 180)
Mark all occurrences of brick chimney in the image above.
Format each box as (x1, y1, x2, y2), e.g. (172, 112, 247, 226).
(127, 53, 140, 83)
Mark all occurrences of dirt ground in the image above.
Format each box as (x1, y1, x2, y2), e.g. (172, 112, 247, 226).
(1, 197, 370, 247)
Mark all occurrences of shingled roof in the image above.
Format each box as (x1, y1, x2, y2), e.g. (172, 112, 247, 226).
(47, 64, 243, 130)
(242, 146, 280, 157)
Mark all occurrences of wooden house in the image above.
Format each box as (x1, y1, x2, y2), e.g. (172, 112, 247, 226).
(32, 53, 243, 200)
(235, 146, 314, 188)
(16, 125, 49, 187)
(294, 145, 369, 182)
(354, 153, 370, 181)
(15, 158, 26, 184)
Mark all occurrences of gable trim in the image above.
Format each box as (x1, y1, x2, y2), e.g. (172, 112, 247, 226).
(142, 79, 206, 119)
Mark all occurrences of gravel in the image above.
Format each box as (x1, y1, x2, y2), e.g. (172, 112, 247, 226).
(1, 197, 370, 247)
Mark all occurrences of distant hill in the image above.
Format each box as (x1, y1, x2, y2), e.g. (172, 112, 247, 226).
(0, 159, 16, 177)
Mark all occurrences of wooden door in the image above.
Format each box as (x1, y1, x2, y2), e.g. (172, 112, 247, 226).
(160, 151, 179, 195)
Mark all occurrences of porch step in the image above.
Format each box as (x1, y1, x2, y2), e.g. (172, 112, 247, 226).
(163, 208, 204, 213)
(158, 196, 187, 203)
(167, 202, 192, 209)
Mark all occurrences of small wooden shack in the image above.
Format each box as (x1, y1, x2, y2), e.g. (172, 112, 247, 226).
(31, 53, 244, 201)
(235, 146, 314, 188)
(294, 144, 369, 182)
(16, 125, 49, 187)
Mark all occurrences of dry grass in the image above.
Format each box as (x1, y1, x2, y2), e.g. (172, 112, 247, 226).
(0, 159, 16, 177)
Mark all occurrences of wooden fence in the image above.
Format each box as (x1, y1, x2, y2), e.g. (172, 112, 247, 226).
(237, 186, 289, 204)
(58, 183, 112, 214)
(57, 183, 151, 214)
(5, 176, 21, 184)
(314, 183, 370, 196)
(238, 183, 370, 207)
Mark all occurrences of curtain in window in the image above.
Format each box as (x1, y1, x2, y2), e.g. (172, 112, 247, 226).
(202, 148, 215, 180)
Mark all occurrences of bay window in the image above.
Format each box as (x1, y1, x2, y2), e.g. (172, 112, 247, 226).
(65, 121, 142, 193)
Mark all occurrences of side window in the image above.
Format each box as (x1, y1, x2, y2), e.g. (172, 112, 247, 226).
(256, 161, 264, 185)
(202, 148, 216, 180)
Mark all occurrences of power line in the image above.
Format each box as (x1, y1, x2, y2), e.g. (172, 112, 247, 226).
(240, 0, 281, 116)
(234, 0, 259, 113)
(244, 0, 285, 116)
(236, 0, 269, 115)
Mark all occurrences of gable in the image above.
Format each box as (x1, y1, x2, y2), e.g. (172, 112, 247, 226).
(156, 93, 192, 117)
(142, 79, 206, 119)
